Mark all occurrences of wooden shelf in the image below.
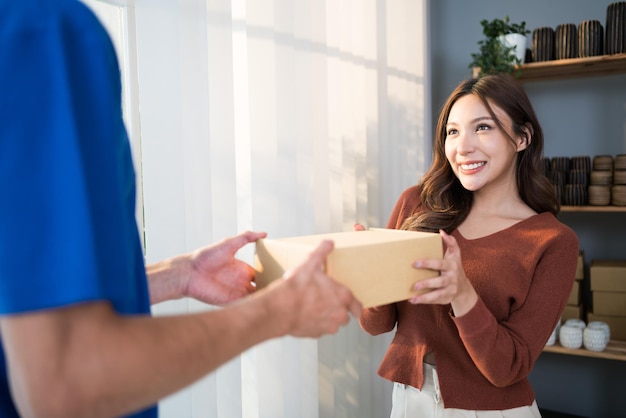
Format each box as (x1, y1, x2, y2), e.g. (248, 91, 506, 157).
(517, 53, 626, 82)
(543, 340, 626, 361)
(525, 56, 626, 364)
(560, 205, 626, 213)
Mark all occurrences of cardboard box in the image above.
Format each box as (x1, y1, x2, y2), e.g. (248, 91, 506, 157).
(592, 291, 626, 316)
(567, 280, 581, 306)
(590, 260, 626, 291)
(588, 313, 626, 341)
(254, 228, 443, 308)
(561, 305, 583, 322)
(575, 252, 585, 280)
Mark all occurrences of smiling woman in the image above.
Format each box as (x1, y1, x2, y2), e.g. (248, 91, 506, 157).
(359, 74, 579, 417)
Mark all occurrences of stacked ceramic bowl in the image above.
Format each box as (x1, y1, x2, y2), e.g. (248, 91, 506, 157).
(613, 186, 626, 206)
(547, 155, 626, 206)
(546, 157, 567, 205)
(613, 155, 626, 206)
(564, 156, 590, 206)
(589, 155, 614, 206)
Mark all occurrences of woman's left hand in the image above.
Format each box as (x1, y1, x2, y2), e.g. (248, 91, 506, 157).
(408, 230, 478, 316)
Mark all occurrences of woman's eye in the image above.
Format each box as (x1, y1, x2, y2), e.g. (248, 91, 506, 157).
(476, 124, 490, 131)
(446, 128, 458, 136)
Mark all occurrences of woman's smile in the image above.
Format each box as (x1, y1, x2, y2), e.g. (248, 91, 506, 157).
(458, 161, 486, 172)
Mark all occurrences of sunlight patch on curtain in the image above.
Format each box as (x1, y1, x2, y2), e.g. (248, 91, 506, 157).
(107, 0, 430, 416)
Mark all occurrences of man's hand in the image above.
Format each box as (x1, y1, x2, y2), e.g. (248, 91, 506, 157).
(147, 231, 266, 305)
(185, 231, 267, 305)
(258, 240, 363, 338)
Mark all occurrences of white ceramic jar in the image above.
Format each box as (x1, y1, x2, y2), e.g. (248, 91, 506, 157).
(583, 321, 611, 352)
(583, 327, 609, 352)
(559, 324, 583, 349)
(546, 320, 560, 346)
(587, 321, 611, 340)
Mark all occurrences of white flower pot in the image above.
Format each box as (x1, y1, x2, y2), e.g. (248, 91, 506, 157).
(587, 321, 611, 341)
(583, 327, 609, 352)
(498, 33, 527, 63)
(559, 324, 583, 349)
(546, 320, 560, 346)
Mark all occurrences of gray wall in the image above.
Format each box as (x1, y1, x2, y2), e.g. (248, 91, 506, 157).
(429, 1, 626, 417)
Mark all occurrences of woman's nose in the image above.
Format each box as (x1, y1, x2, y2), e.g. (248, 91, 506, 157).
(455, 132, 474, 155)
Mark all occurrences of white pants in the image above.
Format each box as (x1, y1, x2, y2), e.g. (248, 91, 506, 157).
(390, 363, 542, 418)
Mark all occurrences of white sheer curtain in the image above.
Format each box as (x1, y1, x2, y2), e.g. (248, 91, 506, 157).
(85, 0, 430, 417)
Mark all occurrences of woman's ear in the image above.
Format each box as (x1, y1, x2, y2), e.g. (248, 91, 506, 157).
(517, 123, 534, 151)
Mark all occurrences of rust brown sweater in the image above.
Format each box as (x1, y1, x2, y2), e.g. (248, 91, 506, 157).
(359, 185, 579, 410)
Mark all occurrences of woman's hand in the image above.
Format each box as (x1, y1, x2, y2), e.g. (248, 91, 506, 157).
(408, 230, 478, 317)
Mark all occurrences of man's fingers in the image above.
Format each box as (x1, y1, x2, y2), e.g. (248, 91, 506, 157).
(281, 240, 333, 280)
(302, 240, 334, 272)
(226, 230, 268, 252)
(239, 230, 268, 244)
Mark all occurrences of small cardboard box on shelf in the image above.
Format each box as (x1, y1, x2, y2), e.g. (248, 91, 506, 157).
(592, 292, 626, 316)
(567, 280, 582, 306)
(587, 313, 626, 341)
(562, 305, 584, 322)
(254, 228, 443, 308)
(575, 252, 585, 280)
(590, 259, 626, 317)
(590, 260, 626, 292)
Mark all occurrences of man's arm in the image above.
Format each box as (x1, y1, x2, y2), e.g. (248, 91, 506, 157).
(0, 241, 361, 418)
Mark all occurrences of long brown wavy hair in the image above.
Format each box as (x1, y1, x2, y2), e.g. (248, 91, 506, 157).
(402, 74, 559, 233)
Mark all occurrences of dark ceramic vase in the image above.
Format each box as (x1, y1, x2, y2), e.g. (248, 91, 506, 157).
(606, 2, 626, 54)
(568, 169, 590, 187)
(578, 20, 604, 57)
(564, 184, 588, 206)
(532, 27, 555, 62)
(551, 156, 571, 173)
(555, 23, 578, 59)
(571, 155, 591, 172)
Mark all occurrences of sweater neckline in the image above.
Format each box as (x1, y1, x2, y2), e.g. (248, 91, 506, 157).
(453, 212, 553, 242)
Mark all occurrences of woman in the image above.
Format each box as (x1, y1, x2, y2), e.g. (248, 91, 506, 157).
(359, 74, 578, 417)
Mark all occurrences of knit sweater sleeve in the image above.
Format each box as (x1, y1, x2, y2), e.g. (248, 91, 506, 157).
(452, 216, 579, 388)
(358, 186, 422, 334)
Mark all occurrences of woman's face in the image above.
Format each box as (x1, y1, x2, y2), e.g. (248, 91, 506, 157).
(444, 94, 527, 193)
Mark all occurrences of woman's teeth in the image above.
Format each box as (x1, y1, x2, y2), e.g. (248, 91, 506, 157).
(461, 162, 485, 170)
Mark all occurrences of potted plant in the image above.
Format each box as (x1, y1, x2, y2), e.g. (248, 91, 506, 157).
(469, 15, 530, 78)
